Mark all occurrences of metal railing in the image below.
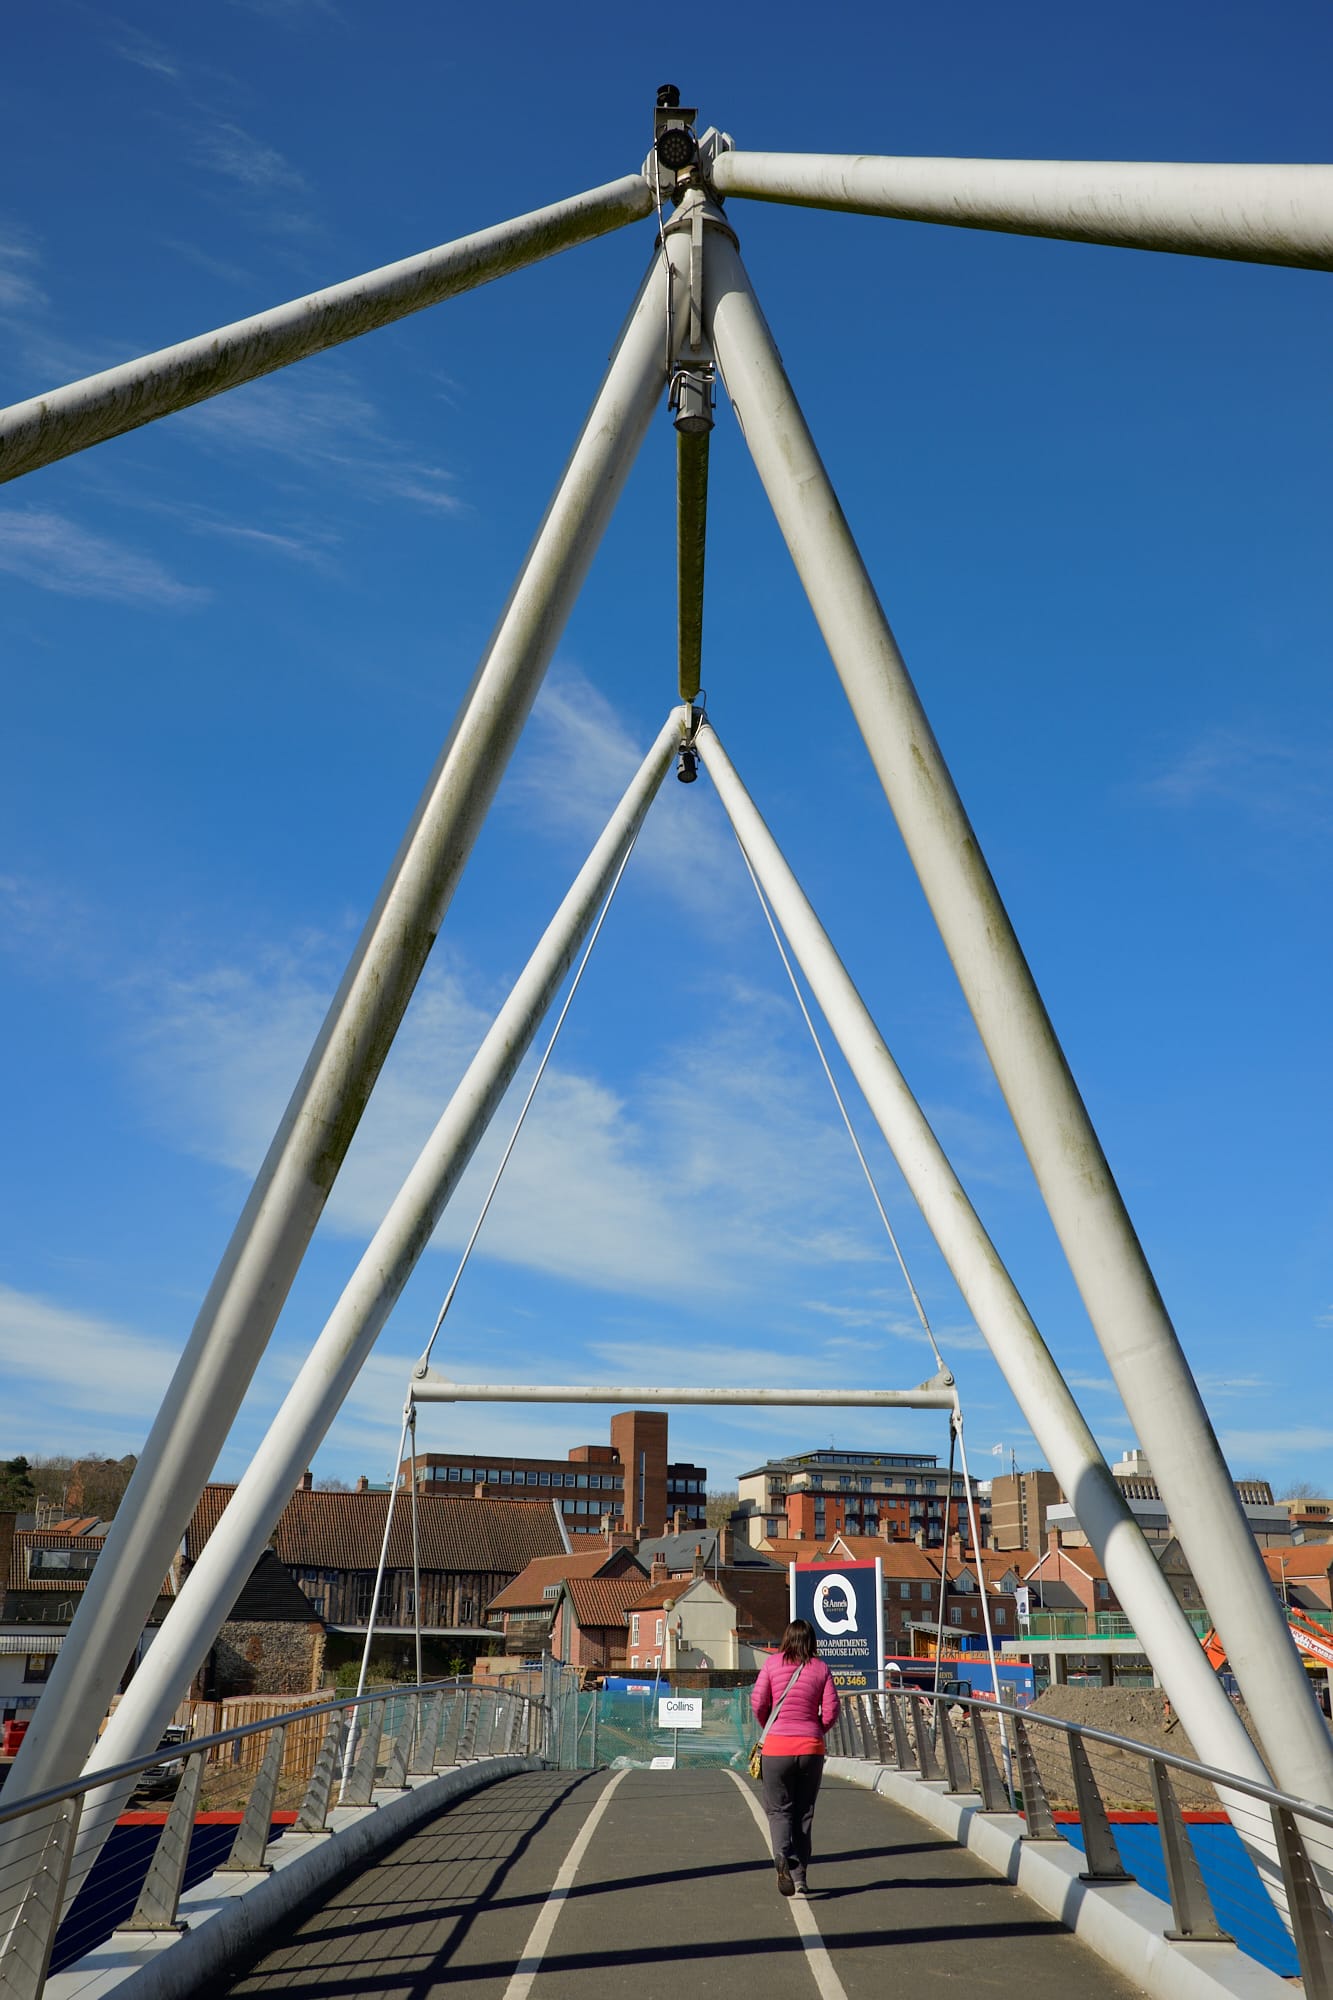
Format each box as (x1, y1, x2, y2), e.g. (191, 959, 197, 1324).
(0, 1676, 545, 2000)
(828, 1687, 1333, 2000)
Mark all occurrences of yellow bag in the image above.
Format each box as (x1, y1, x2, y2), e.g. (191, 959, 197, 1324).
(748, 1741, 763, 1780)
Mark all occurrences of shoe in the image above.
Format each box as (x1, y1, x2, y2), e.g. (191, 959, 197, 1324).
(776, 1859, 795, 1897)
(792, 1879, 809, 1897)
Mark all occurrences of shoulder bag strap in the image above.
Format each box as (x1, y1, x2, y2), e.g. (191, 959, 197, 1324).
(760, 1661, 806, 1744)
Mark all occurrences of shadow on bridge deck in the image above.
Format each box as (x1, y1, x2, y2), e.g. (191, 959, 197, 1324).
(211, 1768, 1145, 2000)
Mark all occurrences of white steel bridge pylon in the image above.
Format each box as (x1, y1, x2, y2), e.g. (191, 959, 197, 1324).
(2, 90, 1331, 1930)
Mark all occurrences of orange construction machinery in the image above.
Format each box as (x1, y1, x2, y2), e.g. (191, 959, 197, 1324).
(1202, 1604, 1333, 1676)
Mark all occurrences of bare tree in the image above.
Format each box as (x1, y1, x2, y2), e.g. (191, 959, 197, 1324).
(705, 1489, 738, 1529)
(1282, 1479, 1321, 1500)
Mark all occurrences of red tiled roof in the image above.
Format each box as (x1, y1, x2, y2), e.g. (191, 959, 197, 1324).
(624, 1576, 694, 1611)
(488, 1548, 642, 1612)
(829, 1534, 940, 1578)
(186, 1484, 566, 1574)
(1264, 1546, 1333, 1579)
(564, 1575, 650, 1629)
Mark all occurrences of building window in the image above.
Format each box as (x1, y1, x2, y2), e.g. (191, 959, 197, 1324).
(24, 1654, 55, 1684)
(655, 1617, 664, 1645)
(631, 1615, 641, 1646)
(577, 1474, 589, 1489)
(538, 1472, 550, 1486)
(900, 1583, 911, 1599)
(501, 1470, 512, 1484)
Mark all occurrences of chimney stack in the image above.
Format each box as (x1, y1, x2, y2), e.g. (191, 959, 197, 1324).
(651, 1553, 668, 1585)
(355, 1475, 369, 1494)
(299, 1469, 313, 1492)
(672, 1508, 686, 1535)
(692, 1542, 705, 1578)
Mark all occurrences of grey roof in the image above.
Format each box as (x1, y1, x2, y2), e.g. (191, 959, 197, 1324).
(636, 1528, 780, 1573)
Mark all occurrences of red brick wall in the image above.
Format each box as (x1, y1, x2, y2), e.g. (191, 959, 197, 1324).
(610, 1412, 668, 1536)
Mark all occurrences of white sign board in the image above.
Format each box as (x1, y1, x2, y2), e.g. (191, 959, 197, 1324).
(658, 1696, 702, 1730)
(1014, 1585, 1032, 1621)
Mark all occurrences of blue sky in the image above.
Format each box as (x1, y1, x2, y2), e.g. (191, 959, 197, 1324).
(1, 1, 1329, 1505)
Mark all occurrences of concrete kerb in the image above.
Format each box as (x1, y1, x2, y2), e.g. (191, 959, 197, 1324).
(47, 1754, 543, 2000)
(828, 1756, 1291, 2000)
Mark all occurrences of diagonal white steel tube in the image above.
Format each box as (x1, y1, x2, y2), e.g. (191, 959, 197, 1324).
(6, 233, 690, 1820)
(702, 225, 1333, 1816)
(0, 174, 653, 483)
(712, 152, 1333, 270)
(694, 718, 1292, 1900)
(60, 708, 685, 1898)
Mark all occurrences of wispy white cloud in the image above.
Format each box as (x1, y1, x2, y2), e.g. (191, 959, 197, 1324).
(0, 1283, 179, 1441)
(510, 674, 745, 923)
(127, 922, 897, 1308)
(1217, 1425, 1333, 1459)
(191, 120, 307, 196)
(0, 508, 210, 607)
(1064, 1371, 1118, 1395)
(1141, 728, 1332, 835)
(157, 237, 255, 288)
(178, 372, 463, 514)
(226, 0, 347, 20)
(1195, 1372, 1269, 1399)
(0, 228, 47, 317)
(107, 23, 181, 81)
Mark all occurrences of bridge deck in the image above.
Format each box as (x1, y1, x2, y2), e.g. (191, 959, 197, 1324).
(216, 1767, 1146, 2000)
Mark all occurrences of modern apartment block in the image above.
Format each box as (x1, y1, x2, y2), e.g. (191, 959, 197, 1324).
(400, 1408, 707, 1535)
(1279, 1496, 1333, 1544)
(1044, 1448, 1292, 1550)
(735, 1447, 981, 1549)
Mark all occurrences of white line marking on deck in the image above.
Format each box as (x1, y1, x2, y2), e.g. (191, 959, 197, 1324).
(501, 1768, 629, 2000)
(726, 1771, 852, 2000)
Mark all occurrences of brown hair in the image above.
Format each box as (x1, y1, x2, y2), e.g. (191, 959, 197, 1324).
(780, 1618, 817, 1664)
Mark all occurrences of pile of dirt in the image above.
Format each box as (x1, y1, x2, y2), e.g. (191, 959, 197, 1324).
(965, 1685, 1266, 1810)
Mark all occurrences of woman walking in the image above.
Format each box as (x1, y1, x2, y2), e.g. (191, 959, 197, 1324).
(750, 1618, 840, 1897)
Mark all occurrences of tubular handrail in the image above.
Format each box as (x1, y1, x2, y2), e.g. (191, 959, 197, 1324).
(0, 1675, 547, 2000)
(0, 1675, 480, 1828)
(831, 1684, 1333, 2000)
(906, 1688, 1333, 1833)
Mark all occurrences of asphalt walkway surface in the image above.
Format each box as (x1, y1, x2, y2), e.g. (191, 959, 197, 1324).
(216, 1768, 1147, 2000)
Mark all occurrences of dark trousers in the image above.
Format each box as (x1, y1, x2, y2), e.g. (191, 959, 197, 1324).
(761, 1753, 825, 1878)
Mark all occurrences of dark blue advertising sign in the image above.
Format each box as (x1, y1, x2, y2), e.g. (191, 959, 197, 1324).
(789, 1559, 884, 1691)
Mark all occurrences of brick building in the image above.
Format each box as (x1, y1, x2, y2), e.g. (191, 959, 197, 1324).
(2, 1521, 174, 1725)
(988, 1470, 1061, 1563)
(400, 1408, 706, 1535)
(184, 1480, 566, 1651)
(736, 1446, 980, 1548)
(487, 1543, 646, 1657)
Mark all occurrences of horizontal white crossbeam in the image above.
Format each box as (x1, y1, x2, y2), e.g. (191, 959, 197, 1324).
(712, 151, 1333, 269)
(409, 1373, 957, 1408)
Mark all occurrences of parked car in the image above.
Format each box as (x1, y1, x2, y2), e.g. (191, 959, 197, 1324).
(129, 1725, 191, 1805)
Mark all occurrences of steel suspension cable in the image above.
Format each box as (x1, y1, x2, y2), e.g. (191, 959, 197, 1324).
(733, 837, 948, 1374)
(414, 829, 642, 1376)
